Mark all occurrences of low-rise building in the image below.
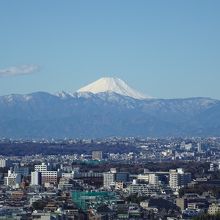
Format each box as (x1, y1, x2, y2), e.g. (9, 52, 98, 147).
(42, 171, 58, 185)
(128, 182, 160, 196)
(92, 151, 103, 160)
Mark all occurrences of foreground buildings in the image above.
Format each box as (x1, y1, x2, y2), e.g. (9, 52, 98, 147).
(0, 137, 219, 219)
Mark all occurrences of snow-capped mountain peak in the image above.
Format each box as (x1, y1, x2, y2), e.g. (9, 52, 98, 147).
(77, 77, 150, 100)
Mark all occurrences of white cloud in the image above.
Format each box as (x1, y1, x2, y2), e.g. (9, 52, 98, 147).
(0, 64, 40, 77)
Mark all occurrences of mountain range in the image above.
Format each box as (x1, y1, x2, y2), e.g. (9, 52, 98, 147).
(0, 77, 219, 139)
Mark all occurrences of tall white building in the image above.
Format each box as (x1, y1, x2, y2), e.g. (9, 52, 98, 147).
(0, 159, 10, 168)
(34, 163, 57, 185)
(35, 163, 47, 172)
(31, 171, 42, 186)
(197, 143, 202, 153)
(103, 172, 115, 188)
(148, 174, 159, 186)
(4, 169, 22, 188)
(169, 168, 191, 190)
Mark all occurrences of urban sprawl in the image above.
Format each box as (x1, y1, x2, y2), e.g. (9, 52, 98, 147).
(0, 137, 220, 219)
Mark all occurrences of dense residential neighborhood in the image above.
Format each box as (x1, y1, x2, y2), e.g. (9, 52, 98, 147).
(0, 137, 219, 219)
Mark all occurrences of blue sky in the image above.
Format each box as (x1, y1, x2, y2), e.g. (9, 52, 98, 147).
(0, 1, 220, 99)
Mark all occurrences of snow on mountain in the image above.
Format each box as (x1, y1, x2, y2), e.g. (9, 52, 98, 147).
(77, 77, 150, 100)
(55, 91, 75, 99)
(0, 94, 33, 103)
(0, 84, 220, 138)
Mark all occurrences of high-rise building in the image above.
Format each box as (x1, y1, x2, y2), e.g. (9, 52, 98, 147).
(35, 163, 48, 172)
(169, 168, 191, 190)
(92, 151, 103, 160)
(103, 172, 115, 188)
(34, 163, 57, 185)
(169, 169, 179, 189)
(103, 168, 128, 188)
(148, 174, 159, 186)
(4, 169, 22, 188)
(0, 159, 10, 168)
(197, 143, 202, 153)
(31, 171, 42, 186)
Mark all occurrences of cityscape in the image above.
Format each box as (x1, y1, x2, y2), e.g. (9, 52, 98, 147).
(0, 137, 219, 219)
(1, 1, 220, 220)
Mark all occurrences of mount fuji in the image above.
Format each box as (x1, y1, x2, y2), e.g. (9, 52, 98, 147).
(77, 77, 151, 100)
(0, 77, 220, 138)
